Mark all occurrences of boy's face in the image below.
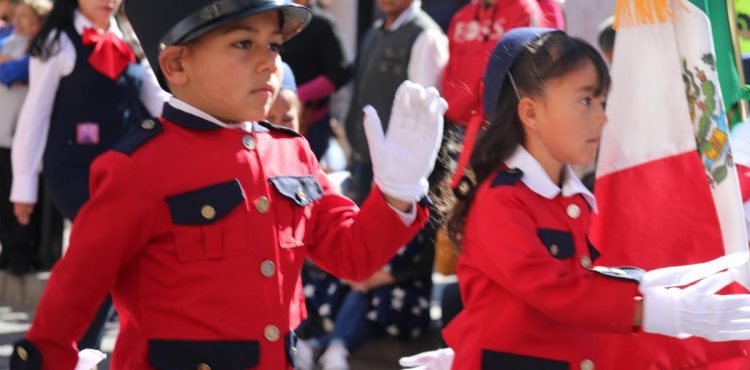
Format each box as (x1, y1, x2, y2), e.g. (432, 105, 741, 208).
(13, 4, 42, 37)
(378, 0, 413, 17)
(173, 11, 283, 123)
(267, 89, 300, 132)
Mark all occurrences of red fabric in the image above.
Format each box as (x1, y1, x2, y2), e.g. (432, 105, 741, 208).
(737, 164, 750, 203)
(81, 27, 135, 80)
(536, 0, 566, 30)
(25, 118, 429, 370)
(442, 0, 546, 126)
(443, 173, 638, 370)
(450, 113, 484, 188)
(591, 152, 750, 369)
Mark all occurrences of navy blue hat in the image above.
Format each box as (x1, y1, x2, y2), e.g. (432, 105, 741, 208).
(125, 0, 312, 89)
(483, 28, 560, 118)
(280, 62, 297, 92)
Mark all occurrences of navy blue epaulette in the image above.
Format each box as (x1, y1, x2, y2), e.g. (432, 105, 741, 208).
(254, 120, 302, 137)
(112, 118, 163, 155)
(491, 168, 524, 188)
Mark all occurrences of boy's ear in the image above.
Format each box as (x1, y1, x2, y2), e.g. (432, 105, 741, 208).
(158, 45, 189, 87)
(517, 96, 538, 131)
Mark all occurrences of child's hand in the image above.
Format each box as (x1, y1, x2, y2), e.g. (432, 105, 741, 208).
(363, 81, 447, 203)
(13, 203, 34, 225)
(399, 348, 454, 370)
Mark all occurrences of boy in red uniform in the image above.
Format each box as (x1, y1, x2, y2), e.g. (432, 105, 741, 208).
(10, 1, 446, 369)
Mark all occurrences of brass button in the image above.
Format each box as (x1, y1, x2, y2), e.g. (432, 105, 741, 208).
(580, 359, 595, 370)
(260, 260, 276, 277)
(566, 204, 581, 219)
(242, 135, 256, 150)
(296, 187, 307, 203)
(255, 196, 270, 213)
(16, 346, 28, 361)
(141, 119, 156, 130)
(549, 244, 559, 256)
(197, 363, 211, 370)
(264, 324, 280, 342)
(201, 205, 216, 220)
(580, 255, 592, 269)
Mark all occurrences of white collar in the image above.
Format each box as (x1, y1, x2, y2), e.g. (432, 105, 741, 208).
(505, 146, 597, 211)
(385, 0, 422, 31)
(168, 97, 253, 131)
(73, 9, 122, 37)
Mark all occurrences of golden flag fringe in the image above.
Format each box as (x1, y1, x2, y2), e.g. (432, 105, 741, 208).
(614, 0, 689, 29)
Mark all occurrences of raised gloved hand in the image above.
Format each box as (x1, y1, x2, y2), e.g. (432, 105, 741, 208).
(640, 253, 750, 341)
(399, 348, 454, 370)
(363, 81, 447, 202)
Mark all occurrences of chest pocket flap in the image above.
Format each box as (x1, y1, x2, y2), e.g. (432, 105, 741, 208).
(269, 176, 323, 206)
(166, 180, 245, 225)
(537, 229, 575, 259)
(148, 339, 259, 370)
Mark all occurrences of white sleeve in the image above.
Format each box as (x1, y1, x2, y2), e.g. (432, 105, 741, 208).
(407, 29, 449, 90)
(388, 202, 418, 225)
(10, 33, 74, 204)
(138, 59, 170, 116)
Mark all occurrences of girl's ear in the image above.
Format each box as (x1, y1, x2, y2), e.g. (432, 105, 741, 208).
(517, 96, 538, 132)
(158, 45, 189, 87)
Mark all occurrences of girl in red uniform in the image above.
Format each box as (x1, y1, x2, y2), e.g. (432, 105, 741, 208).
(401, 27, 750, 370)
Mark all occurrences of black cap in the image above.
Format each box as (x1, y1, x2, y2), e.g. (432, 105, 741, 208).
(124, 0, 312, 89)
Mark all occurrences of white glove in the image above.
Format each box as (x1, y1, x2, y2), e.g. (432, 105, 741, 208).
(363, 80, 447, 202)
(74, 349, 106, 370)
(399, 348, 454, 370)
(640, 253, 750, 341)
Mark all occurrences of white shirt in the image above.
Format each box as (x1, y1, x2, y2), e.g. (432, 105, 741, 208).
(384, 0, 449, 90)
(505, 146, 598, 212)
(10, 10, 169, 204)
(169, 97, 417, 225)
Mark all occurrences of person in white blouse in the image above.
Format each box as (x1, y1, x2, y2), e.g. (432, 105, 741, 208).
(9, 0, 168, 352)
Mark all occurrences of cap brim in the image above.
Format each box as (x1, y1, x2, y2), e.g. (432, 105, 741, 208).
(165, 2, 311, 46)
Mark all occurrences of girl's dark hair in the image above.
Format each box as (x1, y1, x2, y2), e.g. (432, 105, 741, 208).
(28, 0, 76, 60)
(29, 0, 144, 61)
(442, 32, 611, 250)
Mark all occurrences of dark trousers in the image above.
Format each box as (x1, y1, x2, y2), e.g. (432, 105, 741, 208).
(42, 166, 114, 350)
(0, 148, 41, 275)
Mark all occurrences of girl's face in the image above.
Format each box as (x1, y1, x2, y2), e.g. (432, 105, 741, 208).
(267, 89, 300, 131)
(78, 0, 120, 29)
(527, 59, 608, 166)
(172, 11, 283, 123)
(13, 4, 42, 37)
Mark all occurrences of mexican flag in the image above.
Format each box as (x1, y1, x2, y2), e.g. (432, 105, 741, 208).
(589, 0, 750, 368)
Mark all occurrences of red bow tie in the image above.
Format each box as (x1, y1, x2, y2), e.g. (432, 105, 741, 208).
(81, 27, 135, 80)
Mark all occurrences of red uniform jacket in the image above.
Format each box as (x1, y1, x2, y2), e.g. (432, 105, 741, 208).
(15, 103, 428, 370)
(442, 0, 545, 126)
(443, 148, 640, 370)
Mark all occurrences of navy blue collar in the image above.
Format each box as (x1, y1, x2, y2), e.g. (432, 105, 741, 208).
(162, 103, 220, 130)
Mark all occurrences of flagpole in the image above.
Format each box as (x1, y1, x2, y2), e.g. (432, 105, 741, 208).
(727, 0, 749, 120)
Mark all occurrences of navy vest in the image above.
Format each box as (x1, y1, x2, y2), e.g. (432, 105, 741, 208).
(42, 25, 149, 173)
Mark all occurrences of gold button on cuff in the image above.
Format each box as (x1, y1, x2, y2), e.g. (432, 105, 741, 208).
(197, 363, 211, 370)
(16, 346, 28, 361)
(242, 135, 256, 150)
(580, 359, 595, 370)
(296, 187, 307, 203)
(201, 205, 216, 220)
(264, 324, 280, 342)
(255, 196, 270, 213)
(549, 244, 559, 256)
(260, 260, 276, 277)
(566, 204, 581, 219)
(141, 119, 156, 130)
(580, 255, 592, 269)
